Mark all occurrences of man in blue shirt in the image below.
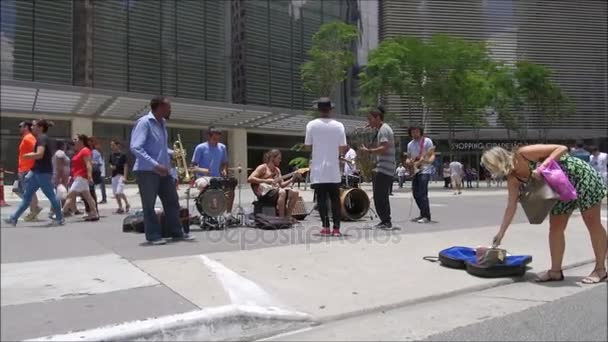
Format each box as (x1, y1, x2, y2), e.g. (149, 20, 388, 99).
(130, 96, 194, 245)
(191, 127, 236, 218)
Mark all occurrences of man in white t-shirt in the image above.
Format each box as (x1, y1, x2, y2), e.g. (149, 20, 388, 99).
(305, 97, 347, 236)
(589, 145, 608, 186)
(449, 159, 464, 195)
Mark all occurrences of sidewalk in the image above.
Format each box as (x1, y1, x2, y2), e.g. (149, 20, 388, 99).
(2, 212, 601, 341)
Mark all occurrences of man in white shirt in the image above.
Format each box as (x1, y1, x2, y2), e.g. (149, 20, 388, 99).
(449, 159, 464, 195)
(305, 98, 347, 236)
(589, 145, 608, 186)
(396, 163, 407, 188)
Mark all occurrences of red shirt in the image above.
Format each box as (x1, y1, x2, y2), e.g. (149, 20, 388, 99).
(71, 147, 92, 178)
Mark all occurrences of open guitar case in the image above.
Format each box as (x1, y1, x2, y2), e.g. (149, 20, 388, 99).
(425, 246, 533, 278)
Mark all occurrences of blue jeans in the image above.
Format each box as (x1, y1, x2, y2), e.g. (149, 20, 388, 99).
(412, 173, 431, 220)
(135, 171, 185, 242)
(10, 171, 63, 221)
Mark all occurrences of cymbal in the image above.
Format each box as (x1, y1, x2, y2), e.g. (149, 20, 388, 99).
(227, 167, 253, 171)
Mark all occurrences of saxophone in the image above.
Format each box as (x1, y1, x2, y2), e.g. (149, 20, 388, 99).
(172, 134, 191, 183)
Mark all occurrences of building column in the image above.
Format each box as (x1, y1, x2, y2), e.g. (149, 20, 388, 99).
(228, 128, 248, 185)
(72, 117, 93, 137)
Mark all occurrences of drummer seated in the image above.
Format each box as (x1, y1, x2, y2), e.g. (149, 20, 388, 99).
(191, 166, 237, 219)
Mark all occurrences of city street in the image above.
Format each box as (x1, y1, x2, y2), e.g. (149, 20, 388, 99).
(1, 184, 606, 341)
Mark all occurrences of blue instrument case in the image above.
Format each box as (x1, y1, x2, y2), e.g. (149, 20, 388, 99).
(425, 246, 533, 278)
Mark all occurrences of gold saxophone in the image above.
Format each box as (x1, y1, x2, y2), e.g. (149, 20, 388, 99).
(172, 134, 191, 183)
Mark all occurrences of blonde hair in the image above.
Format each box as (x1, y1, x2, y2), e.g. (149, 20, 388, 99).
(481, 147, 515, 177)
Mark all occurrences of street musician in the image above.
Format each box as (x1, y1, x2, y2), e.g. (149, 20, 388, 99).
(191, 127, 237, 222)
(248, 149, 302, 218)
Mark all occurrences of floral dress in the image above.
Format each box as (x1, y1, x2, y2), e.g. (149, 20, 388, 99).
(522, 154, 607, 215)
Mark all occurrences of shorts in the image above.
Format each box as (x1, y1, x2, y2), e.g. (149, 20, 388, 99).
(69, 176, 90, 193)
(112, 175, 125, 195)
(195, 177, 211, 189)
(450, 175, 462, 186)
(258, 188, 280, 206)
(195, 177, 237, 191)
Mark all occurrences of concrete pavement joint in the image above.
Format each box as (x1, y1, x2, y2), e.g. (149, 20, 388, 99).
(126, 257, 203, 310)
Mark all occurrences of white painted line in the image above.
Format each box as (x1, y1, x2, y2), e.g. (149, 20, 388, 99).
(1, 254, 158, 306)
(27, 304, 312, 342)
(200, 255, 284, 308)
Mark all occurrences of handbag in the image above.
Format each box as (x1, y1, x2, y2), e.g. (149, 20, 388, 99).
(538, 160, 577, 201)
(518, 177, 559, 224)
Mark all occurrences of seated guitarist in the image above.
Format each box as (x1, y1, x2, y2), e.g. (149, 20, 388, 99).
(406, 124, 436, 224)
(248, 149, 301, 218)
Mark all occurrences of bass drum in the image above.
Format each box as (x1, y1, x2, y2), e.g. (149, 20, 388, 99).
(340, 188, 370, 221)
(195, 189, 227, 217)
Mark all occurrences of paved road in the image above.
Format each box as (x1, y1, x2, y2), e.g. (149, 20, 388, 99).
(424, 285, 607, 341)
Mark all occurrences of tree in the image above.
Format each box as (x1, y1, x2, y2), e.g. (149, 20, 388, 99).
(515, 61, 573, 142)
(359, 37, 428, 123)
(488, 63, 522, 139)
(424, 35, 492, 150)
(300, 21, 358, 98)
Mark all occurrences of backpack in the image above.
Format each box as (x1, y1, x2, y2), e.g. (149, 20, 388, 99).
(254, 214, 293, 230)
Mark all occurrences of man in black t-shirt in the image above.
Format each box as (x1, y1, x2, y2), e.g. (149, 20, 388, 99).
(109, 139, 130, 214)
(5, 120, 65, 226)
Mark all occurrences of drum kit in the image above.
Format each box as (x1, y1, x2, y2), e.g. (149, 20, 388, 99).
(338, 174, 374, 221)
(189, 166, 251, 229)
(186, 166, 375, 228)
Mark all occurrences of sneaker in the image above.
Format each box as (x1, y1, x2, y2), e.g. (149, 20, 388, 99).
(416, 217, 431, 224)
(114, 208, 125, 214)
(3, 217, 17, 227)
(458, 191, 462, 195)
(374, 222, 393, 230)
(319, 228, 331, 235)
(24, 207, 42, 222)
(47, 219, 65, 227)
(331, 228, 342, 237)
(410, 216, 423, 222)
(149, 239, 167, 245)
(173, 234, 196, 242)
(99, 200, 108, 204)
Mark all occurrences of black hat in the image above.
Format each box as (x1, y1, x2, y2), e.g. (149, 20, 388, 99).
(315, 97, 334, 109)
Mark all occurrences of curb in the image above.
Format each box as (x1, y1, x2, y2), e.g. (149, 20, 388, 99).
(27, 305, 313, 342)
(316, 258, 597, 324)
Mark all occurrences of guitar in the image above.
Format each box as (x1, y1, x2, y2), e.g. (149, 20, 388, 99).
(258, 167, 310, 196)
(407, 146, 436, 176)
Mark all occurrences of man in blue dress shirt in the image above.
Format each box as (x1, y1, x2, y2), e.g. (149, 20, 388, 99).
(130, 96, 194, 245)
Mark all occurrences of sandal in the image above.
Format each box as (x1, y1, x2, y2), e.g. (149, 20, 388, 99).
(581, 268, 608, 284)
(535, 269, 564, 282)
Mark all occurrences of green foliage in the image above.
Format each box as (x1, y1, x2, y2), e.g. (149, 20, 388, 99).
(300, 21, 358, 98)
(515, 60, 573, 140)
(488, 63, 522, 136)
(360, 34, 572, 140)
(288, 157, 309, 169)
